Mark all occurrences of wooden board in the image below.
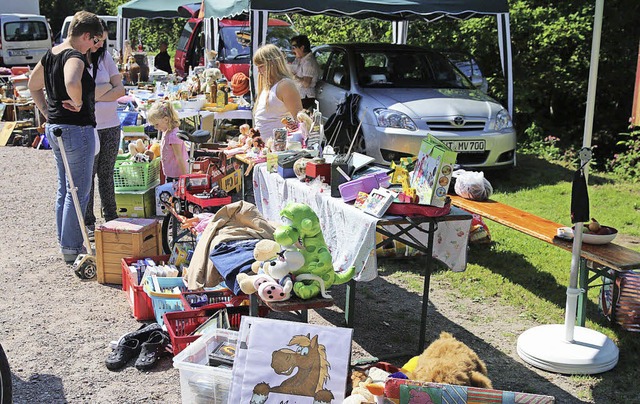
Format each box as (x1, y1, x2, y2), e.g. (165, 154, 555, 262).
(0, 121, 17, 146)
(449, 194, 640, 272)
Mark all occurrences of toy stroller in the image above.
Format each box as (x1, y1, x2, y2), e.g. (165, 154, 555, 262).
(53, 128, 97, 280)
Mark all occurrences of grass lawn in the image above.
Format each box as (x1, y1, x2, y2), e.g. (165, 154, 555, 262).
(378, 153, 640, 401)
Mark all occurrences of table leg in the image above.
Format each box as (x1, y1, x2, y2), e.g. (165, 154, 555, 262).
(418, 220, 436, 353)
(345, 279, 356, 328)
(249, 294, 259, 316)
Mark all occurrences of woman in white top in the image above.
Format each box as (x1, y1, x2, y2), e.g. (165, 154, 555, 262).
(253, 44, 302, 142)
(85, 20, 125, 233)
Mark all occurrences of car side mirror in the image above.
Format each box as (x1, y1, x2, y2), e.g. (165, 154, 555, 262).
(333, 72, 344, 86)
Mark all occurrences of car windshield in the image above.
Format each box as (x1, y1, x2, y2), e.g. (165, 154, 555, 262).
(355, 49, 474, 90)
(219, 24, 296, 60)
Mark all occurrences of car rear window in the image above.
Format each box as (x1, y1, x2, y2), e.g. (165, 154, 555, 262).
(4, 21, 48, 42)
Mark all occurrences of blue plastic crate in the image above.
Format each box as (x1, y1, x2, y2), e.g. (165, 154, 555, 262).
(118, 111, 139, 127)
(144, 277, 189, 328)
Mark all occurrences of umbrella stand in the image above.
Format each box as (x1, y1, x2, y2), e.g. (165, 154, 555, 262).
(516, 0, 618, 375)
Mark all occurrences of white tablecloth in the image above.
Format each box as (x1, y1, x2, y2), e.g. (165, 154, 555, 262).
(253, 164, 472, 282)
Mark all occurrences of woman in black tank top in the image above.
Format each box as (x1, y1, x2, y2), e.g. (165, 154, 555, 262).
(28, 11, 104, 264)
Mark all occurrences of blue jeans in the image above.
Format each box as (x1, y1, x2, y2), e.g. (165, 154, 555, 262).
(47, 124, 96, 255)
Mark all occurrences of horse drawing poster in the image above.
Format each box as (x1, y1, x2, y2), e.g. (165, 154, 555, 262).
(235, 317, 353, 404)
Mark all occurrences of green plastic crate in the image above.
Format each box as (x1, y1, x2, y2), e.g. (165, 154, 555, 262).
(114, 158, 160, 191)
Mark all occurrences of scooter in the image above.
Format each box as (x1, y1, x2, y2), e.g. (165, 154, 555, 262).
(53, 128, 97, 280)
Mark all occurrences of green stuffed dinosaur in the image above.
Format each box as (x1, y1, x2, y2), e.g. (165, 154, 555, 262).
(273, 202, 355, 299)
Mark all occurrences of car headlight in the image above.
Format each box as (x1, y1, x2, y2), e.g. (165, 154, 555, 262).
(493, 109, 513, 130)
(373, 109, 417, 131)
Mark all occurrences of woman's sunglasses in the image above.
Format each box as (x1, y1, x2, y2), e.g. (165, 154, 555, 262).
(91, 36, 104, 45)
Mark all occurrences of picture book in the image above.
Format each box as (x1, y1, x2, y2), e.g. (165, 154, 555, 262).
(354, 192, 369, 209)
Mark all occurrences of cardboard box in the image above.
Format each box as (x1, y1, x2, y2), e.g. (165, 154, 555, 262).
(96, 218, 162, 284)
(155, 182, 176, 216)
(410, 134, 457, 207)
(116, 187, 156, 218)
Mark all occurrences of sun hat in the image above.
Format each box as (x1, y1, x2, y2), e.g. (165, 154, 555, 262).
(231, 72, 250, 96)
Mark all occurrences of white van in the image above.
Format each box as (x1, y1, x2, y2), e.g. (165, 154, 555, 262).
(0, 14, 52, 67)
(58, 15, 117, 54)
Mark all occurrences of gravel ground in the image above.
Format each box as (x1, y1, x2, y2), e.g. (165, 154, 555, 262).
(0, 146, 605, 403)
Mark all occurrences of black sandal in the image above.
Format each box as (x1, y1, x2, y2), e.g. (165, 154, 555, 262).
(135, 331, 170, 371)
(105, 339, 141, 370)
(122, 323, 162, 344)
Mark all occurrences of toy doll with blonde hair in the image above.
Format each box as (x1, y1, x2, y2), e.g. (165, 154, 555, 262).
(147, 101, 188, 181)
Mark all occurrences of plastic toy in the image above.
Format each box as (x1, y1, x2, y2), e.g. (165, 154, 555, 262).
(273, 203, 356, 299)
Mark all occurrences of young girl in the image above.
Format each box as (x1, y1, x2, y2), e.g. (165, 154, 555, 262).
(147, 102, 188, 181)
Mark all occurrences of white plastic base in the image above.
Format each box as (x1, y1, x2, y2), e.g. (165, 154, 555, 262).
(517, 324, 618, 374)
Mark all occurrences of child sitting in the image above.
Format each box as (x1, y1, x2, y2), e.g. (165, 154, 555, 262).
(147, 101, 188, 181)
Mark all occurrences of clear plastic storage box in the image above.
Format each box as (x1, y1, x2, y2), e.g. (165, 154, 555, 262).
(172, 329, 238, 404)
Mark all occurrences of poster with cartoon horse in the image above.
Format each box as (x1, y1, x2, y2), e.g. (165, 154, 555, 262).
(235, 317, 352, 404)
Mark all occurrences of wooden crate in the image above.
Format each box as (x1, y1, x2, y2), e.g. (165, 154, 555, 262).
(95, 218, 162, 285)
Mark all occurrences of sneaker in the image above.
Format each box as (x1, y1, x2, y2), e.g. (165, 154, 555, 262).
(63, 253, 78, 264)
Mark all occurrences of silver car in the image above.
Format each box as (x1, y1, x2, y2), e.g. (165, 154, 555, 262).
(313, 43, 516, 169)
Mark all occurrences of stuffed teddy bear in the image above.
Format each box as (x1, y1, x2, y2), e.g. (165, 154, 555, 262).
(206, 50, 219, 69)
(236, 240, 305, 302)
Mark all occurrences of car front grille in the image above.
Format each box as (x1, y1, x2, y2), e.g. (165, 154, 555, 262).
(425, 119, 487, 132)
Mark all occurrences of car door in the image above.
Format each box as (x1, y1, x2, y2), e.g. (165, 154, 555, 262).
(315, 47, 350, 119)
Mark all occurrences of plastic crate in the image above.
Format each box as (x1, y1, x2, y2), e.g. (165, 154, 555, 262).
(114, 158, 160, 191)
(164, 305, 250, 356)
(173, 329, 237, 404)
(180, 288, 249, 311)
(121, 254, 170, 321)
(144, 276, 189, 328)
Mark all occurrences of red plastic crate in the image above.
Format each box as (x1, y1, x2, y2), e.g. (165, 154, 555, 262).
(180, 288, 250, 311)
(121, 254, 171, 321)
(164, 305, 251, 355)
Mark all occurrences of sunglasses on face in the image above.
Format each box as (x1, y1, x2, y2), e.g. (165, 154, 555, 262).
(91, 36, 104, 45)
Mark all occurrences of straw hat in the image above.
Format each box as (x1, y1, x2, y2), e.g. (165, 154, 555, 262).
(231, 72, 250, 96)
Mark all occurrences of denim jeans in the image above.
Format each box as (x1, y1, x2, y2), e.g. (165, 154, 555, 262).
(47, 124, 96, 255)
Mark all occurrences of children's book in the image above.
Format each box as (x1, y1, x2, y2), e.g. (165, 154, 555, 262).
(354, 191, 369, 209)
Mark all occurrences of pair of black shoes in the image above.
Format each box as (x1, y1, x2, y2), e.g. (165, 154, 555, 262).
(105, 323, 170, 371)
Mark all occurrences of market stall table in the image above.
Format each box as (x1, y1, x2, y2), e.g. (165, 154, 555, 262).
(253, 163, 472, 352)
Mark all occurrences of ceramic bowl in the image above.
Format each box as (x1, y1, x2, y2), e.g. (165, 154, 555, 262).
(572, 225, 618, 245)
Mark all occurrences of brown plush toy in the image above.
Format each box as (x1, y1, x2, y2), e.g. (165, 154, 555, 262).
(408, 331, 493, 389)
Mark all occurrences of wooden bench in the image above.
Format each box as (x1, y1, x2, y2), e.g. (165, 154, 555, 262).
(249, 294, 335, 323)
(449, 195, 640, 326)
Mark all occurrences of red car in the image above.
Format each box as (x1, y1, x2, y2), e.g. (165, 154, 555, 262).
(174, 7, 296, 79)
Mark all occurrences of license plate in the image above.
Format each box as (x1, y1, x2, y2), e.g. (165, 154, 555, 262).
(443, 140, 486, 152)
(8, 50, 29, 57)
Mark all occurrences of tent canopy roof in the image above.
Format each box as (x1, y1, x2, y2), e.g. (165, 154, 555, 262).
(118, 0, 196, 19)
(203, 0, 509, 20)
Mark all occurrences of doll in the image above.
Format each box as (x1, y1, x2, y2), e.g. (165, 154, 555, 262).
(237, 124, 251, 148)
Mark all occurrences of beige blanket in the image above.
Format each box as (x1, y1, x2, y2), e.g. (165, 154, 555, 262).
(185, 200, 275, 290)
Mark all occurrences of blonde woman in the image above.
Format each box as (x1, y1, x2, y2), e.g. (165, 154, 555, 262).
(253, 44, 303, 142)
(147, 101, 188, 181)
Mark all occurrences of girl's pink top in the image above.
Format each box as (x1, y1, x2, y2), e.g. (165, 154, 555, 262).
(160, 127, 189, 178)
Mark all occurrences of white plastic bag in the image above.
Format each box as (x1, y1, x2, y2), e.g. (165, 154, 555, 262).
(453, 169, 493, 201)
